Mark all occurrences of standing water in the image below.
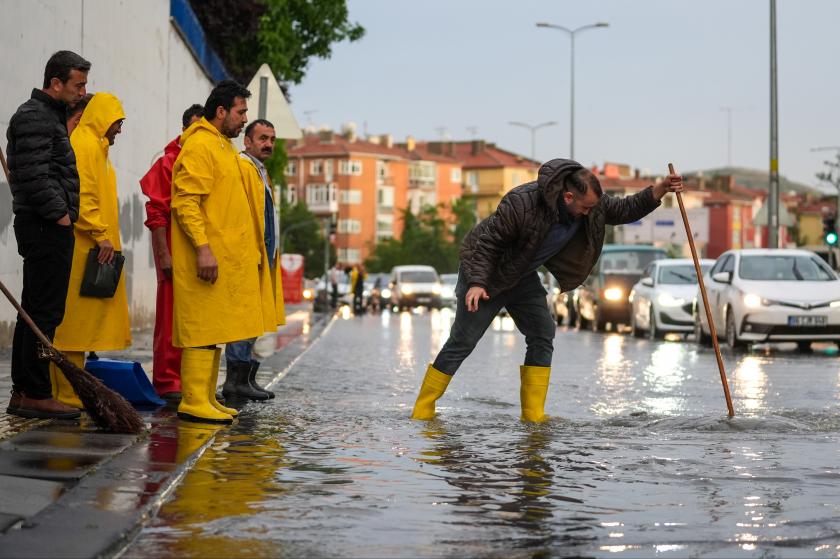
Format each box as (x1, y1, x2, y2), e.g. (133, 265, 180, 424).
(126, 309, 840, 557)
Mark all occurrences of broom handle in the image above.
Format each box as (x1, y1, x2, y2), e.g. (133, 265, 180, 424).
(0, 147, 58, 354)
(0, 145, 9, 183)
(0, 279, 57, 352)
(669, 163, 734, 417)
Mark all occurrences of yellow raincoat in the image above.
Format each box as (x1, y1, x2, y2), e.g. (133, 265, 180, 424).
(54, 93, 130, 351)
(239, 156, 285, 327)
(170, 118, 268, 347)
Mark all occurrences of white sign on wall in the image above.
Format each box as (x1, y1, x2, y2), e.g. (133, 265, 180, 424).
(615, 207, 709, 245)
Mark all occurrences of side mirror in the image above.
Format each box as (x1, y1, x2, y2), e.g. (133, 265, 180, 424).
(641, 277, 654, 287)
(712, 271, 732, 284)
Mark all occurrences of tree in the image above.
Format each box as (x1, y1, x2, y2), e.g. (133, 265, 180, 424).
(817, 151, 840, 196)
(450, 197, 477, 248)
(280, 201, 334, 278)
(188, 0, 364, 86)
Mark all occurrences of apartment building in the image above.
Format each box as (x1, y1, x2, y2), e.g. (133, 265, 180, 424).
(285, 129, 409, 265)
(399, 138, 463, 218)
(421, 140, 539, 219)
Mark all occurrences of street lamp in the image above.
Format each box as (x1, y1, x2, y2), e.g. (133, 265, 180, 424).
(536, 20, 609, 160)
(508, 120, 557, 160)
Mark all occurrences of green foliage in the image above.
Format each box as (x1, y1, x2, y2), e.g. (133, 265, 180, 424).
(189, 0, 364, 85)
(816, 151, 840, 195)
(279, 201, 334, 278)
(365, 202, 475, 274)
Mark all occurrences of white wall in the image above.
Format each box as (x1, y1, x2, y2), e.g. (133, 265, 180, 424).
(0, 0, 214, 343)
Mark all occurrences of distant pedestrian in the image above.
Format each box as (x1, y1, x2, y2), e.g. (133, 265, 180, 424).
(329, 263, 341, 308)
(139, 103, 204, 402)
(5, 50, 90, 420)
(351, 264, 366, 314)
(170, 80, 276, 424)
(222, 118, 286, 401)
(410, 159, 684, 422)
(51, 92, 131, 408)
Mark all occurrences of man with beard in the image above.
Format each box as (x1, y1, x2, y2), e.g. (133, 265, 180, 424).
(5, 50, 90, 419)
(170, 81, 275, 424)
(222, 118, 285, 401)
(410, 159, 684, 423)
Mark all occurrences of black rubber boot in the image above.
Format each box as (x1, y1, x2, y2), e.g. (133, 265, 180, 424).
(248, 361, 275, 399)
(223, 361, 269, 401)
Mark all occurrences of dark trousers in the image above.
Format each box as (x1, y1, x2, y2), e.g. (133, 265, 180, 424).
(11, 214, 74, 399)
(432, 271, 556, 375)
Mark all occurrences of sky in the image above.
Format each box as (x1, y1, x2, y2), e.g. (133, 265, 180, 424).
(290, 0, 840, 191)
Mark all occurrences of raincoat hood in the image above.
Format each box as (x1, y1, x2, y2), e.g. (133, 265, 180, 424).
(180, 117, 226, 146)
(537, 158, 584, 218)
(77, 92, 125, 139)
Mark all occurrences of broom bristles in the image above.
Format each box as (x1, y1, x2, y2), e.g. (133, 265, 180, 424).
(53, 352, 145, 434)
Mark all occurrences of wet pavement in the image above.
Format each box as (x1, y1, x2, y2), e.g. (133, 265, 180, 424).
(124, 308, 840, 558)
(0, 305, 325, 558)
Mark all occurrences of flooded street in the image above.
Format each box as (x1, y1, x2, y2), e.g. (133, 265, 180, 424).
(125, 309, 840, 558)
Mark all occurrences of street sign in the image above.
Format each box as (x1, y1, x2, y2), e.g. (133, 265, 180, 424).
(245, 63, 302, 140)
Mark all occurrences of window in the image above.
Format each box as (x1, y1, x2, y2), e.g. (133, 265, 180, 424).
(324, 159, 334, 180)
(337, 219, 362, 234)
(466, 171, 479, 193)
(285, 161, 297, 176)
(658, 264, 712, 284)
(377, 186, 394, 208)
(339, 160, 363, 176)
(739, 255, 836, 281)
(310, 160, 323, 176)
(376, 214, 394, 239)
(305, 183, 335, 206)
(376, 160, 389, 182)
(409, 161, 436, 186)
(338, 248, 361, 264)
(287, 187, 298, 205)
(340, 189, 362, 205)
(451, 168, 462, 183)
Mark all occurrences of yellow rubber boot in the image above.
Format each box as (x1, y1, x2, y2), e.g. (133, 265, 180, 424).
(50, 351, 84, 409)
(209, 348, 238, 417)
(410, 364, 452, 420)
(177, 348, 233, 424)
(520, 365, 550, 423)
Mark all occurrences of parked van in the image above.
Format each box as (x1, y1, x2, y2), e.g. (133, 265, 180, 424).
(389, 265, 442, 310)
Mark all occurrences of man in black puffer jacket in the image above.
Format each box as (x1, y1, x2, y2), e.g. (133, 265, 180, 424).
(5, 50, 91, 420)
(411, 158, 684, 422)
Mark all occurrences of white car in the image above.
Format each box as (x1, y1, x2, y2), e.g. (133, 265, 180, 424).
(694, 248, 840, 350)
(629, 258, 715, 339)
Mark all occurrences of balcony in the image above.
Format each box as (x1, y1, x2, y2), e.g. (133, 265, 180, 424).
(306, 183, 339, 215)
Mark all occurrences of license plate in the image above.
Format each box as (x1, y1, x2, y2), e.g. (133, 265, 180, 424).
(417, 297, 430, 303)
(788, 315, 827, 327)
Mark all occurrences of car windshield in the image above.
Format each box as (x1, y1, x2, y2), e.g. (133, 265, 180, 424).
(658, 264, 711, 284)
(600, 251, 664, 274)
(440, 274, 458, 285)
(739, 255, 836, 281)
(401, 271, 438, 282)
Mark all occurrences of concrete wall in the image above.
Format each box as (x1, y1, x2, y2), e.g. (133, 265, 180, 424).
(0, 0, 214, 345)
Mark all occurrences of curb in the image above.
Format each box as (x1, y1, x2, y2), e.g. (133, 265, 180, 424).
(0, 310, 334, 559)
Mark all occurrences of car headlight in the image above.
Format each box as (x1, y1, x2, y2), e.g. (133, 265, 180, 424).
(432, 285, 441, 295)
(743, 293, 763, 308)
(381, 288, 391, 298)
(302, 288, 312, 300)
(830, 300, 840, 308)
(603, 287, 623, 301)
(657, 292, 686, 307)
(401, 285, 413, 295)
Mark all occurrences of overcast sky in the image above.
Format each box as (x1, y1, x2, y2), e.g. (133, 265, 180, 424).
(290, 0, 840, 190)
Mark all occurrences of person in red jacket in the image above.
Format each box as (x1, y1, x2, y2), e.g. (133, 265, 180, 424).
(139, 104, 204, 400)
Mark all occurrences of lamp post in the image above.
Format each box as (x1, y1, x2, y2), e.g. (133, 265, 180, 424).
(536, 21, 609, 160)
(769, 0, 779, 248)
(508, 121, 557, 160)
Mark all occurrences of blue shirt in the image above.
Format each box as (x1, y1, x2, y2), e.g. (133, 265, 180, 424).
(525, 219, 581, 274)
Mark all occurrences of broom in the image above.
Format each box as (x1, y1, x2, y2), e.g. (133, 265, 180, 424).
(0, 146, 144, 434)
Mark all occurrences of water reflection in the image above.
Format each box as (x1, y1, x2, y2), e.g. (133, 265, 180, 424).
(593, 335, 635, 416)
(398, 311, 414, 368)
(732, 356, 768, 414)
(642, 343, 687, 415)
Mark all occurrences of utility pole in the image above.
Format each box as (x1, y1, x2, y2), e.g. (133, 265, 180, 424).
(768, 0, 780, 248)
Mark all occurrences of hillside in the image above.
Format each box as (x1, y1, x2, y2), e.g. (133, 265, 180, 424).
(689, 167, 823, 195)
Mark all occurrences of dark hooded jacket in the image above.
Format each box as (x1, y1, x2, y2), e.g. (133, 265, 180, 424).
(460, 158, 660, 297)
(6, 89, 80, 222)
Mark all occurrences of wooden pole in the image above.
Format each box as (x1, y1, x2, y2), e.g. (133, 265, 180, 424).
(669, 162, 735, 417)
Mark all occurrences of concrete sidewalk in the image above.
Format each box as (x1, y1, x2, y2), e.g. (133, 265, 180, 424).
(0, 304, 331, 558)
